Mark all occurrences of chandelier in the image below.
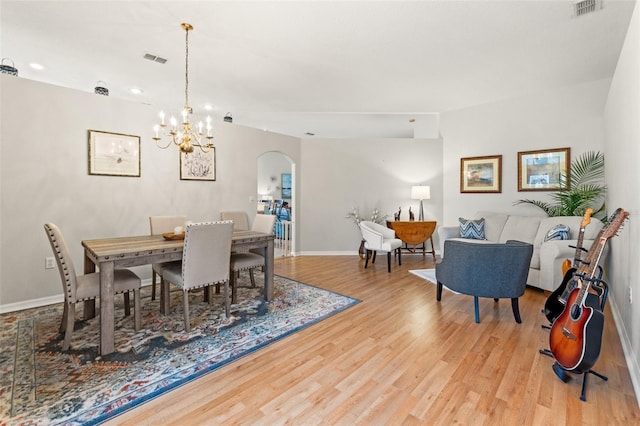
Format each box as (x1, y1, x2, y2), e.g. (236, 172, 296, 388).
(153, 23, 213, 155)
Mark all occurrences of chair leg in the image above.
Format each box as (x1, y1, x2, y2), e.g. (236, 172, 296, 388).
(511, 298, 522, 323)
(372, 251, 377, 263)
(223, 280, 230, 318)
(133, 288, 141, 331)
(151, 270, 157, 300)
(436, 282, 443, 301)
(364, 250, 370, 268)
(387, 252, 392, 273)
(183, 290, 191, 333)
(230, 270, 238, 304)
(162, 278, 170, 315)
(398, 248, 401, 266)
(60, 302, 69, 333)
(249, 269, 256, 287)
(474, 296, 480, 323)
(62, 302, 75, 351)
(123, 292, 131, 317)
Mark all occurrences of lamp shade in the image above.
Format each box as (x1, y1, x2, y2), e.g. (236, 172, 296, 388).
(411, 185, 431, 200)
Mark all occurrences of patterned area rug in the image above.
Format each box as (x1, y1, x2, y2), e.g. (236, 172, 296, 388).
(0, 274, 359, 425)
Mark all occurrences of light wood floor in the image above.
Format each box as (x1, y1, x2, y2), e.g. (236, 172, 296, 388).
(109, 255, 640, 425)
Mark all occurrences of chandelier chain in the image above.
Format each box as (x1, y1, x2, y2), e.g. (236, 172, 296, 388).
(184, 24, 189, 109)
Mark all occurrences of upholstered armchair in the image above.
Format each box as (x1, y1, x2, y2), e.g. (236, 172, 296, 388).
(359, 221, 402, 273)
(435, 239, 533, 323)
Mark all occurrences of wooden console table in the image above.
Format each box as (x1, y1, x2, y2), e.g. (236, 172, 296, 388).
(386, 220, 437, 258)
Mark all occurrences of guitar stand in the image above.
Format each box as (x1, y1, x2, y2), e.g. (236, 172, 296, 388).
(540, 275, 608, 402)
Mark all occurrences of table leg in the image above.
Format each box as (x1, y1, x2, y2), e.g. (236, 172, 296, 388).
(429, 237, 436, 259)
(264, 239, 274, 301)
(83, 253, 96, 319)
(100, 261, 115, 355)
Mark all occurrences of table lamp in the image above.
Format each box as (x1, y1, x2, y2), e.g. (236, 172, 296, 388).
(411, 185, 431, 221)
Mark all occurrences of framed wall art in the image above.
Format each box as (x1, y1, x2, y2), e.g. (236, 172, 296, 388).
(88, 130, 140, 177)
(281, 173, 292, 199)
(460, 155, 502, 193)
(180, 148, 216, 181)
(517, 147, 570, 191)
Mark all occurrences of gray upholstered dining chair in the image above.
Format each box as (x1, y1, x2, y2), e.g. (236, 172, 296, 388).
(161, 221, 233, 332)
(44, 223, 141, 350)
(359, 221, 402, 273)
(149, 216, 188, 301)
(220, 211, 250, 231)
(229, 214, 277, 302)
(435, 239, 534, 323)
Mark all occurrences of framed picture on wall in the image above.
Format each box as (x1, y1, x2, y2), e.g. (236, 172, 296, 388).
(281, 173, 292, 199)
(180, 148, 216, 181)
(88, 130, 140, 177)
(517, 147, 570, 191)
(460, 155, 502, 193)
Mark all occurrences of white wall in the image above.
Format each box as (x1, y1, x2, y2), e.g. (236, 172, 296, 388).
(439, 79, 610, 223)
(299, 137, 443, 254)
(0, 76, 300, 307)
(257, 151, 292, 200)
(604, 0, 640, 404)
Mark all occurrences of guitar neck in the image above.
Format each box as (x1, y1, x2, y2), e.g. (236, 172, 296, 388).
(572, 226, 586, 268)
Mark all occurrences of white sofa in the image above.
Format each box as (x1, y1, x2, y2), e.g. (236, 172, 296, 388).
(437, 211, 605, 291)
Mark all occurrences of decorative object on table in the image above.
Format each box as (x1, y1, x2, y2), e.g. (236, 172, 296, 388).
(394, 206, 402, 221)
(180, 148, 216, 180)
(162, 232, 186, 240)
(224, 112, 233, 123)
(152, 23, 214, 155)
(409, 207, 414, 221)
(517, 147, 570, 191)
(0, 274, 359, 425)
(0, 57, 18, 76)
(94, 80, 109, 96)
(88, 129, 141, 177)
(411, 185, 431, 220)
(460, 155, 502, 193)
(515, 150, 606, 220)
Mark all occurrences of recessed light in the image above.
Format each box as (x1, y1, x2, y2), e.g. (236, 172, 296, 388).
(130, 88, 144, 95)
(29, 63, 44, 70)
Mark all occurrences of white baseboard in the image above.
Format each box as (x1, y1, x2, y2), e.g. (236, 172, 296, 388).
(609, 294, 640, 408)
(0, 278, 154, 314)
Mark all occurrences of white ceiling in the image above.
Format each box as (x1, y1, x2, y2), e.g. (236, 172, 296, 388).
(1, 1, 635, 138)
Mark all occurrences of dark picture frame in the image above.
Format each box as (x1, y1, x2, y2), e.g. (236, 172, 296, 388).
(180, 148, 216, 181)
(88, 130, 140, 177)
(517, 147, 570, 191)
(460, 155, 502, 193)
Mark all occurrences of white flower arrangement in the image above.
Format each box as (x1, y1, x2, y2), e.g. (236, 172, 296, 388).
(346, 206, 387, 228)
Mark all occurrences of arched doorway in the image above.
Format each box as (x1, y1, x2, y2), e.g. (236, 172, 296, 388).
(257, 151, 295, 257)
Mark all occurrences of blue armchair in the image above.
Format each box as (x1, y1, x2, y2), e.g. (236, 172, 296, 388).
(435, 239, 533, 323)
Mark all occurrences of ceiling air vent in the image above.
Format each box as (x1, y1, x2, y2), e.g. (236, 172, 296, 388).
(143, 53, 167, 64)
(574, 0, 602, 17)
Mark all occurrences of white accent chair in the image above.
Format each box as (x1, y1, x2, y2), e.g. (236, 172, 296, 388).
(161, 221, 233, 332)
(229, 214, 277, 303)
(149, 216, 187, 301)
(359, 221, 402, 273)
(220, 211, 250, 231)
(44, 223, 141, 350)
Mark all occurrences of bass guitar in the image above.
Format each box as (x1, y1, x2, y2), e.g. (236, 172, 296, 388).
(543, 209, 593, 323)
(549, 208, 628, 373)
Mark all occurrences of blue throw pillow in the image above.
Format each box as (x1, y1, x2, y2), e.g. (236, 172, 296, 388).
(459, 217, 485, 240)
(545, 224, 570, 242)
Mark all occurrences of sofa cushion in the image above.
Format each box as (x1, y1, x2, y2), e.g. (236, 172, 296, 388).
(544, 224, 570, 241)
(497, 215, 542, 244)
(459, 217, 485, 239)
(476, 211, 510, 242)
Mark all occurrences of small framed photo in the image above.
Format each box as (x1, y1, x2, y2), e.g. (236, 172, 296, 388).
(518, 147, 570, 191)
(88, 130, 140, 177)
(281, 173, 292, 199)
(460, 155, 502, 193)
(180, 148, 216, 181)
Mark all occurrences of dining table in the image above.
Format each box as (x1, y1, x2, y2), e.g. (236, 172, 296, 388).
(82, 230, 275, 356)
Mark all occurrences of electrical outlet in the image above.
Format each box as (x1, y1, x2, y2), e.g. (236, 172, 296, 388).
(45, 257, 55, 269)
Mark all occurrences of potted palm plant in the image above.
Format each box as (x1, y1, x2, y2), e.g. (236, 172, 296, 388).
(515, 151, 606, 220)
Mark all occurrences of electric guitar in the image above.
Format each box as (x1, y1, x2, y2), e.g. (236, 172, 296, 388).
(543, 209, 594, 323)
(561, 208, 593, 276)
(549, 208, 628, 373)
